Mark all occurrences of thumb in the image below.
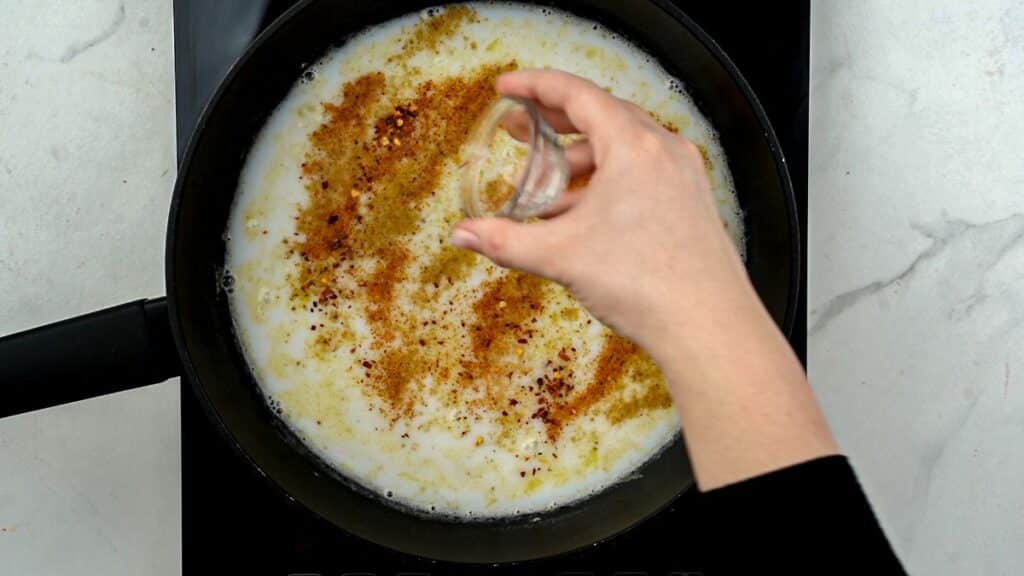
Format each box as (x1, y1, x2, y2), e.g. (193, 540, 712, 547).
(451, 218, 562, 280)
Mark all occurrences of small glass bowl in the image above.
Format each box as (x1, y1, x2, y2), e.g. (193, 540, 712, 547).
(460, 97, 569, 220)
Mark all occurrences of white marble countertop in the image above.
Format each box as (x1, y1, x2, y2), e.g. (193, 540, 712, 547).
(0, 1, 1021, 574)
(0, 1, 179, 575)
(810, 1, 1023, 574)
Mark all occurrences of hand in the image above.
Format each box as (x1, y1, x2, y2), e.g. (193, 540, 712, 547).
(452, 69, 753, 364)
(453, 69, 838, 490)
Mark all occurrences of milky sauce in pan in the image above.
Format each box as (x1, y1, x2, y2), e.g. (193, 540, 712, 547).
(225, 3, 744, 518)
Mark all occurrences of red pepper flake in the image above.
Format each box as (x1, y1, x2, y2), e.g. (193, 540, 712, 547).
(517, 338, 528, 344)
(558, 349, 570, 362)
(509, 398, 519, 406)
(362, 361, 373, 369)
(327, 214, 339, 224)
(520, 471, 526, 478)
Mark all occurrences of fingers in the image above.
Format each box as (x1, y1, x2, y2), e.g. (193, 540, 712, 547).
(535, 104, 580, 134)
(493, 128, 593, 175)
(497, 70, 625, 142)
(537, 189, 581, 219)
(501, 106, 581, 142)
(565, 140, 595, 176)
(617, 98, 649, 119)
(451, 218, 566, 280)
(499, 109, 532, 141)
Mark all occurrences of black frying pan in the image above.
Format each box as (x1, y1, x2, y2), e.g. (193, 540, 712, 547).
(0, 0, 798, 564)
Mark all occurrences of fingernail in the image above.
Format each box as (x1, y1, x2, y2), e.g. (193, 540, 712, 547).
(451, 228, 479, 250)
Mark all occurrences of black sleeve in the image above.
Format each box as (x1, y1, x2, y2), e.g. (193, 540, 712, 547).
(696, 455, 906, 575)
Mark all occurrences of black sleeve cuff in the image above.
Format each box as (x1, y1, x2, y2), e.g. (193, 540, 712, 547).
(695, 455, 906, 574)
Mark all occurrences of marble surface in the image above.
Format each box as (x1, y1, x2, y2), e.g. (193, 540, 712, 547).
(1, 0, 1022, 574)
(0, 1, 179, 575)
(810, 1, 1024, 574)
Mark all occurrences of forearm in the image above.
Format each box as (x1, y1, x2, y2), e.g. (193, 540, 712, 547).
(648, 278, 838, 491)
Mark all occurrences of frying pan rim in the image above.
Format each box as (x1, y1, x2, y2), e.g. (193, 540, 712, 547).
(166, 0, 800, 563)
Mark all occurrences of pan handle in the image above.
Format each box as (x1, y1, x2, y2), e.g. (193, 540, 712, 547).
(0, 298, 180, 418)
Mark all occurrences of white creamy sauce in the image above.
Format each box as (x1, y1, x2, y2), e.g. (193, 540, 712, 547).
(226, 2, 744, 518)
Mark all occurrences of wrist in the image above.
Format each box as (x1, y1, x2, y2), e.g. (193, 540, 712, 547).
(640, 272, 768, 384)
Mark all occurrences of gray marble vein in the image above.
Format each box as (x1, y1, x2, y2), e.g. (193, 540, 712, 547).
(906, 385, 986, 552)
(59, 1, 126, 63)
(810, 214, 1024, 334)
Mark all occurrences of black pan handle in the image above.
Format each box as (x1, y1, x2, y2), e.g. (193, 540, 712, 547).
(0, 298, 181, 418)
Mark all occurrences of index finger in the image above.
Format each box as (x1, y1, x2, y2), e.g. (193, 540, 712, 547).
(496, 69, 627, 143)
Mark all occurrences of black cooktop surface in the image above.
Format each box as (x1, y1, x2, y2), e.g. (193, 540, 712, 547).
(174, 2, 808, 573)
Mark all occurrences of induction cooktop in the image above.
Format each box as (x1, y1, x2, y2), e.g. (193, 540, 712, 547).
(173, 2, 809, 573)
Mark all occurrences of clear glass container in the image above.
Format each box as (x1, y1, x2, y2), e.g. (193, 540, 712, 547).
(460, 97, 569, 220)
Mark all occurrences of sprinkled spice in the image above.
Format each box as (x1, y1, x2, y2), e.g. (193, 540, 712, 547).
(533, 333, 662, 441)
(419, 245, 479, 288)
(292, 60, 517, 413)
(395, 6, 480, 58)
(480, 178, 517, 214)
(463, 271, 548, 386)
(696, 143, 714, 173)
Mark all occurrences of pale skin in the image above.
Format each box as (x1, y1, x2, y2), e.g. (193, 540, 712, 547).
(452, 69, 838, 490)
